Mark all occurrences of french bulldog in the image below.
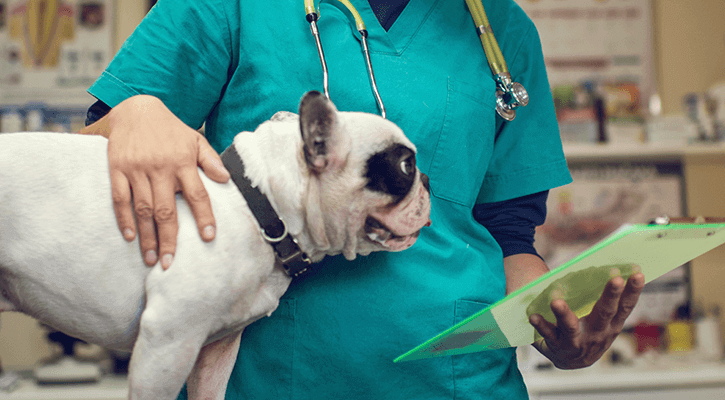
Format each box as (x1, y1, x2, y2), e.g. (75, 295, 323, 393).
(0, 91, 431, 400)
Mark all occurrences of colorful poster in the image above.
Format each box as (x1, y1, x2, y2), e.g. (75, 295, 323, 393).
(0, 0, 113, 108)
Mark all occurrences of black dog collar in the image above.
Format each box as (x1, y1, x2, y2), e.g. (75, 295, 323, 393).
(220, 146, 312, 278)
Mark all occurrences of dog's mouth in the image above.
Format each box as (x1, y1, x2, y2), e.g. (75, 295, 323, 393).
(364, 216, 421, 247)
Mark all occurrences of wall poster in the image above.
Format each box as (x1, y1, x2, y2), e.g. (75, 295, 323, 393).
(0, 0, 113, 131)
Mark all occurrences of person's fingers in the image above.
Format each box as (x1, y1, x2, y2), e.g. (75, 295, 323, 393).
(92, 95, 221, 269)
(109, 170, 136, 242)
(550, 299, 580, 340)
(129, 174, 158, 266)
(529, 314, 557, 342)
(610, 273, 645, 331)
(177, 167, 216, 242)
(197, 137, 230, 184)
(150, 173, 179, 270)
(587, 276, 625, 332)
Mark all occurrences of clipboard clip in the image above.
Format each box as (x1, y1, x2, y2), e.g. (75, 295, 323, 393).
(648, 215, 725, 225)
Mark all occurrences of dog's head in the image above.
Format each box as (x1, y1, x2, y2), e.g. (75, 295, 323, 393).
(298, 91, 431, 260)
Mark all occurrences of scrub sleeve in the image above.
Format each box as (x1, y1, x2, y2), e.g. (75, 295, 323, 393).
(88, 0, 572, 399)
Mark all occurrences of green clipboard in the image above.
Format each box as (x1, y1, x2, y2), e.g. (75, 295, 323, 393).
(395, 219, 725, 363)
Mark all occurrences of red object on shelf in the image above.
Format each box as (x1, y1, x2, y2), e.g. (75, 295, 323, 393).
(634, 322, 661, 353)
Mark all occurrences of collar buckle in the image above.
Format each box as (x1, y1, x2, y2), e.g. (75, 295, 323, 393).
(277, 241, 313, 278)
(261, 223, 313, 277)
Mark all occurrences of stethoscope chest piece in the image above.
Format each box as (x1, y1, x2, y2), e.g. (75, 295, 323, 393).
(495, 92, 517, 121)
(495, 78, 529, 121)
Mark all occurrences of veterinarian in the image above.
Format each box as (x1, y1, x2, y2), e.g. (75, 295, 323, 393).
(80, 0, 644, 398)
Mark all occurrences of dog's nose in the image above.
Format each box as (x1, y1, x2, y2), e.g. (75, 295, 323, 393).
(420, 172, 430, 192)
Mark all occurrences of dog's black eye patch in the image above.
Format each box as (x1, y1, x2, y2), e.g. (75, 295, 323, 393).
(365, 143, 416, 203)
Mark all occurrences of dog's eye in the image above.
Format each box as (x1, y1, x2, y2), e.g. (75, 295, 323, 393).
(399, 155, 414, 176)
(365, 144, 416, 202)
(400, 160, 410, 175)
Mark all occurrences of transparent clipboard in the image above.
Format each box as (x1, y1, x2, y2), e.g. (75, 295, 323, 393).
(395, 218, 725, 362)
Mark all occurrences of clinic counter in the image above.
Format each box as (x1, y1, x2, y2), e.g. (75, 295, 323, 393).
(523, 362, 725, 400)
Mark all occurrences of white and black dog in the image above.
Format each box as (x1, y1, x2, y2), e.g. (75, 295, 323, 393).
(0, 92, 431, 399)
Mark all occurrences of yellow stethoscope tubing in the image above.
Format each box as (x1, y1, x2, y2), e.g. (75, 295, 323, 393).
(305, 0, 365, 31)
(464, 0, 508, 77)
(304, 0, 315, 14)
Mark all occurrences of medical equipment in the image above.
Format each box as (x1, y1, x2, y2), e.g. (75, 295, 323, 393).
(303, 0, 529, 121)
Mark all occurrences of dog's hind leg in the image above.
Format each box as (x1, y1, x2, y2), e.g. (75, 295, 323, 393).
(127, 305, 208, 400)
(186, 332, 242, 400)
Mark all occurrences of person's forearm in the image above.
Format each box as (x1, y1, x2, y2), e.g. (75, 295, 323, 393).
(503, 253, 550, 295)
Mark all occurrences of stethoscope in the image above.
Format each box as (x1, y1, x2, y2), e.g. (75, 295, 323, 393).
(303, 0, 529, 121)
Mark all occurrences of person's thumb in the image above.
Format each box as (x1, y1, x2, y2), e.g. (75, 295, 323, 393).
(77, 116, 111, 138)
(197, 136, 230, 183)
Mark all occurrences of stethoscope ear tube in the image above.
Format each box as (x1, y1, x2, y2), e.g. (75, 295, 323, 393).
(304, 1, 387, 118)
(360, 29, 386, 118)
(306, 12, 331, 100)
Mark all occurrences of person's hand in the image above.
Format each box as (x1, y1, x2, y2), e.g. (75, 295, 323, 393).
(78, 95, 230, 269)
(529, 272, 645, 369)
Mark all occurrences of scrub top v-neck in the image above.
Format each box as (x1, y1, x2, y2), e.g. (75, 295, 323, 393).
(332, 0, 434, 54)
(87, 0, 572, 398)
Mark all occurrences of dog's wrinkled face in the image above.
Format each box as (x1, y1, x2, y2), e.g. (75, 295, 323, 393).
(299, 91, 431, 260)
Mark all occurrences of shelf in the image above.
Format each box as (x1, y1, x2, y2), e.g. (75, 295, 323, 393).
(563, 142, 725, 163)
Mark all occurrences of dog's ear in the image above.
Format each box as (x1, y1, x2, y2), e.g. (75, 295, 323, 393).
(299, 91, 348, 173)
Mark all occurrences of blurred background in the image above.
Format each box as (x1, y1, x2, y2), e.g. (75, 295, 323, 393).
(0, 0, 724, 398)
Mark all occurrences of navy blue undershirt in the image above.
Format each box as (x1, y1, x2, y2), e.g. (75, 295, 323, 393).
(369, 0, 411, 31)
(472, 191, 548, 260)
(85, 0, 549, 260)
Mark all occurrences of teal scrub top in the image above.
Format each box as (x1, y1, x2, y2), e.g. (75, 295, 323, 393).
(88, 0, 572, 398)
